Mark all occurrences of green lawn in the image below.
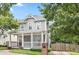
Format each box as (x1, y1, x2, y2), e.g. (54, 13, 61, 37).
(70, 52, 79, 55)
(11, 49, 51, 55)
(0, 46, 51, 55)
(11, 49, 42, 55)
(0, 47, 7, 50)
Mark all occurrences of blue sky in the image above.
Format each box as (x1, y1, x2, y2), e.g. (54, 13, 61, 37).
(11, 3, 42, 20)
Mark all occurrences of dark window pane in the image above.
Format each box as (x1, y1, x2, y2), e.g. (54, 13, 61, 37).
(24, 35, 31, 42)
(43, 34, 45, 42)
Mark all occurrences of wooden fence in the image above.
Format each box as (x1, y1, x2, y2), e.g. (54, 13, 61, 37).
(51, 43, 79, 52)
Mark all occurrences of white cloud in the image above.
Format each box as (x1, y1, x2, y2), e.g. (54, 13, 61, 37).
(10, 8, 13, 11)
(10, 3, 23, 12)
(15, 3, 23, 7)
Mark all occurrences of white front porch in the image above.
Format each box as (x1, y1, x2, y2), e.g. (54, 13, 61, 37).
(17, 32, 50, 49)
(9, 32, 50, 49)
(18, 32, 44, 49)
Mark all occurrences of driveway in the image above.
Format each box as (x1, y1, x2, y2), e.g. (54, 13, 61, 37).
(0, 50, 24, 55)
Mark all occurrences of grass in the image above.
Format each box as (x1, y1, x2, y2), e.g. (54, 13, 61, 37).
(11, 49, 51, 55)
(70, 52, 79, 55)
(0, 47, 7, 50)
(11, 49, 42, 55)
(0, 46, 51, 55)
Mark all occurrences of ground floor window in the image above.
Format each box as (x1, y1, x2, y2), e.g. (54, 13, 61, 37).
(33, 35, 41, 42)
(24, 35, 31, 42)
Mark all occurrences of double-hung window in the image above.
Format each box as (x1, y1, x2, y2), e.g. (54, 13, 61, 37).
(20, 23, 26, 31)
(36, 22, 41, 30)
(29, 23, 32, 30)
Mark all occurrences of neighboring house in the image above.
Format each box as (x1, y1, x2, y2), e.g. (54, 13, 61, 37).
(0, 30, 17, 46)
(0, 34, 7, 45)
(1, 15, 52, 49)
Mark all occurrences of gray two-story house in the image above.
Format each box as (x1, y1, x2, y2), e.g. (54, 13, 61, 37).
(8, 15, 51, 49)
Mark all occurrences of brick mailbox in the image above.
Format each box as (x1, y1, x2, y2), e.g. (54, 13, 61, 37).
(42, 43, 48, 55)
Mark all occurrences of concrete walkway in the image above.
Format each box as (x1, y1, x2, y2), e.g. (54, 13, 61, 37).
(0, 50, 24, 55)
(49, 51, 70, 55)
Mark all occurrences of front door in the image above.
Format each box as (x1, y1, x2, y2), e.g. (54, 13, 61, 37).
(18, 36, 22, 48)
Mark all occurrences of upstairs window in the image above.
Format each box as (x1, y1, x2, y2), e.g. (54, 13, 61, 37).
(20, 24, 24, 31)
(29, 23, 32, 30)
(36, 22, 41, 30)
(20, 23, 26, 31)
(37, 25, 39, 30)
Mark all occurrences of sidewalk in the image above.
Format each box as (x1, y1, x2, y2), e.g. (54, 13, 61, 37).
(0, 50, 25, 55)
(49, 51, 70, 55)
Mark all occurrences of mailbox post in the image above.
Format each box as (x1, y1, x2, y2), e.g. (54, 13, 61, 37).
(42, 43, 48, 55)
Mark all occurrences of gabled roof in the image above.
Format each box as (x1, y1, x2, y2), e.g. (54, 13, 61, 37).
(18, 15, 46, 24)
(24, 15, 46, 21)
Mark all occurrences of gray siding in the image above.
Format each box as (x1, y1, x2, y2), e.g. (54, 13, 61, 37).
(18, 21, 46, 32)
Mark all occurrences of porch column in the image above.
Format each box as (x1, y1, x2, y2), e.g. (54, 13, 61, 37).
(45, 32, 48, 43)
(22, 33, 24, 48)
(31, 33, 33, 48)
(17, 34, 19, 47)
(9, 34, 11, 48)
(41, 32, 44, 43)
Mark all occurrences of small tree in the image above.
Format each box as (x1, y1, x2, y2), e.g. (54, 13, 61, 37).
(0, 3, 19, 34)
(0, 3, 19, 48)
